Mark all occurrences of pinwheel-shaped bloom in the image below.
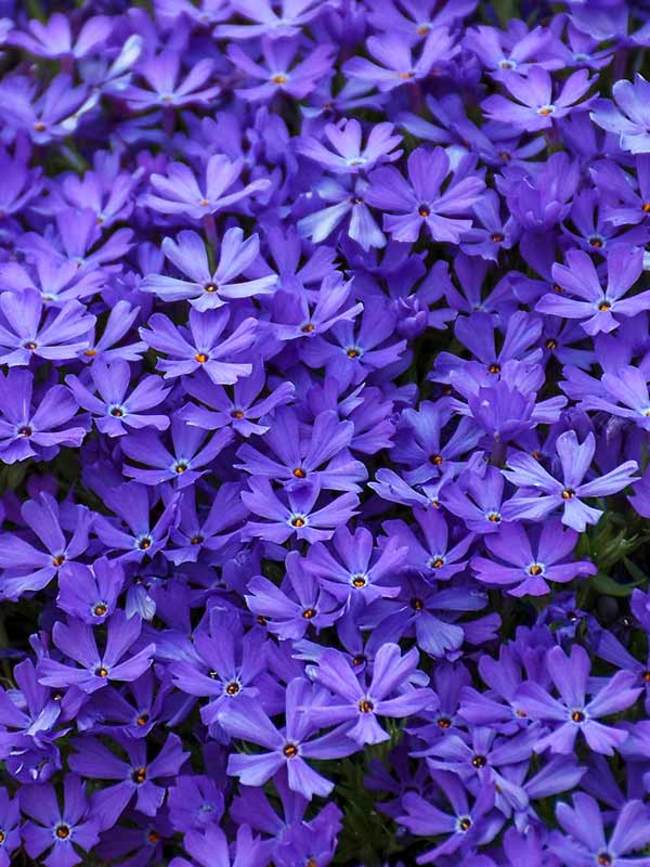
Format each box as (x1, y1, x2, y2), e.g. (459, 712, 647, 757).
(581, 365, 650, 430)
(141, 308, 257, 385)
(38, 612, 155, 694)
(142, 228, 276, 310)
(308, 643, 433, 745)
(246, 551, 340, 640)
(122, 50, 220, 110)
(516, 644, 641, 755)
(121, 422, 232, 488)
(305, 525, 405, 605)
(57, 558, 123, 624)
(143, 155, 270, 220)
(0, 74, 98, 144)
(398, 771, 499, 864)
(0, 289, 93, 366)
(344, 30, 458, 92)
(9, 12, 110, 59)
(93, 482, 179, 562)
(218, 679, 357, 800)
(0, 368, 85, 463)
(471, 519, 596, 597)
(366, 147, 485, 244)
(66, 359, 171, 437)
(382, 508, 475, 581)
(228, 37, 336, 101)
(168, 483, 248, 565)
(69, 734, 188, 828)
(502, 430, 639, 532)
(536, 246, 650, 335)
(297, 119, 402, 174)
(21, 775, 100, 867)
(482, 67, 594, 131)
(550, 794, 650, 867)
(241, 477, 359, 544)
(591, 73, 650, 153)
(0, 493, 92, 600)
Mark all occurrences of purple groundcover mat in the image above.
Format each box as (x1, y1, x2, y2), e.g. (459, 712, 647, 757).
(0, 1, 649, 865)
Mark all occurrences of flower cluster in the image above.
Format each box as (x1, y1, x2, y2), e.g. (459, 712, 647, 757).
(0, 0, 649, 864)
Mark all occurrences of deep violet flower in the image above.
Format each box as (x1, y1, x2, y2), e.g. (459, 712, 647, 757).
(366, 147, 485, 243)
(516, 644, 641, 755)
(20, 775, 100, 867)
(142, 228, 277, 310)
(502, 430, 639, 531)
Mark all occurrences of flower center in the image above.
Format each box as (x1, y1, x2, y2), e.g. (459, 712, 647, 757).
(527, 563, 544, 576)
(302, 607, 317, 619)
(24, 341, 38, 351)
(225, 681, 240, 696)
(17, 425, 32, 437)
(488, 362, 501, 374)
(137, 535, 153, 550)
(430, 453, 444, 465)
(290, 515, 306, 528)
(597, 854, 613, 867)
(471, 754, 487, 768)
(537, 104, 555, 116)
(487, 512, 501, 523)
(231, 409, 245, 419)
(437, 717, 451, 729)
(589, 236, 604, 249)
(191, 534, 204, 545)
(203, 282, 218, 293)
(545, 338, 558, 350)
(147, 831, 160, 845)
(55, 824, 71, 840)
(352, 654, 366, 667)
(174, 461, 188, 474)
(458, 816, 472, 832)
(399, 70, 415, 80)
(498, 58, 515, 69)
(598, 300, 611, 311)
(109, 405, 125, 417)
(351, 574, 367, 588)
(93, 602, 108, 617)
(571, 709, 585, 723)
(643, 202, 650, 213)
(33, 121, 47, 132)
(301, 323, 315, 333)
(84, 348, 97, 357)
(194, 352, 209, 363)
(358, 698, 374, 713)
(271, 73, 288, 85)
(283, 742, 299, 758)
(95, 666, 109, 678)
(346, 346, 361, 359)
(561, 488, 575, 500)
(132, 766, 147, 784)
(490, 232, 504, 243)
(52, 554, 66, 567)
(411, 597, 424, 611)
(429, 557, 445, 570)
(292, 467, 306, 478)
(136, 713, 150, 726)
(418, 204, 430, 217)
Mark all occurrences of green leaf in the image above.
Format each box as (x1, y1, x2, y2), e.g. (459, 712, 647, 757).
(590, 571, 644, 597)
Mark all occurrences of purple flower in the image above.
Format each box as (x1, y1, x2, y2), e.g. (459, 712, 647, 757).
(471, 519, 596, 597)
(297, 118, 402, 174)
(66, 359, 170, 437)
(482, 66, 594, 131)
(0, 368, 85, 463)
(308, 643, 433, 745)
(57, 558, 123, 624)
(228, 37, 336, 101)
(140, 308, 257, 385)
(0, 789, 20, 867)
(143, 155, 270, 220)
(21, 775, 100, 867)
(502, 430, 639, 531)
(123, 50, 221, 110)
(142, 228, 276, 310)
(366, 147, 485, 243)
(550, 794, 650, 867)
(218, 679, 357, 799)
(69, 733, 188, 828)
(38, 611, 155, 694)
(516, 644, 641, 755)
(536, 246, 649, 335)
(591, 73, 650, 153)
(9, 13, 110, 59)
(343, 30, 458, 92)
